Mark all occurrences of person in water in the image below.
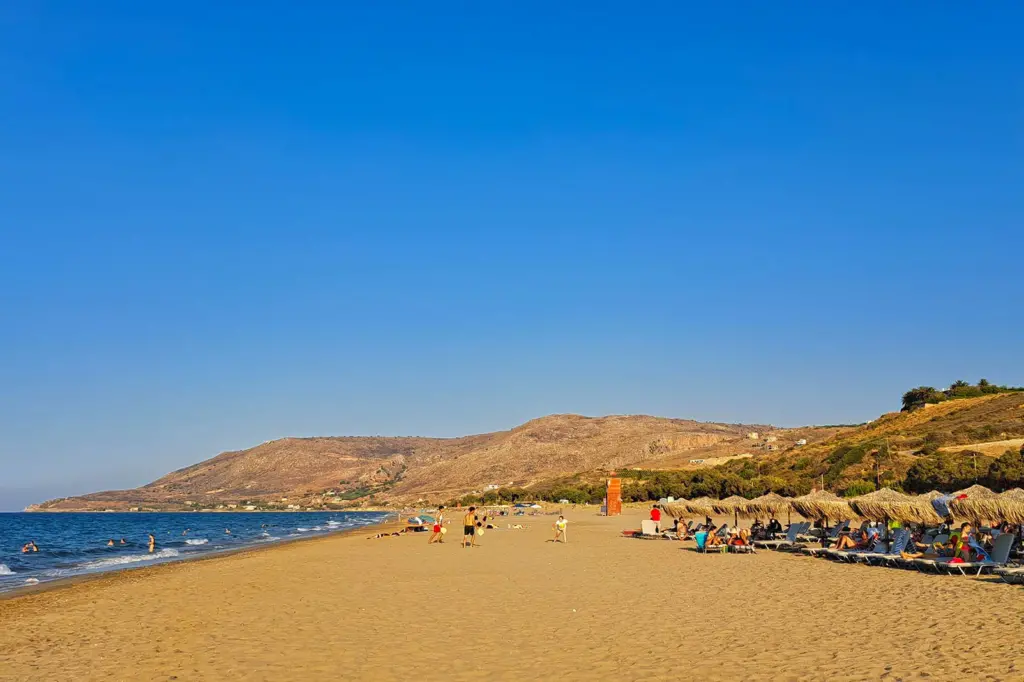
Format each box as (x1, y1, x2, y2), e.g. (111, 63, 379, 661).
(225, 528, 231, 535)
(148, 534, 156, 554)
(119, 538, 127, 545)
(21, 541, 39, 553)
(107, 539, 115, 547)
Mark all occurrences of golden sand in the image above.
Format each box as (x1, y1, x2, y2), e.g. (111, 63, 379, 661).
(1, 511, 1023, 681)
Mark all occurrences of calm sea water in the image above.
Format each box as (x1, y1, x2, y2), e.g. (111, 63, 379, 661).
(0, 511, 391, 593)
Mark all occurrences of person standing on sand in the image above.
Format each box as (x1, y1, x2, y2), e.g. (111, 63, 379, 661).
(463, 507, 478, 548)
(650, 505, 662, 532)
(553, 516, 568, 543)
(147, 534, 156, 553)
(429, 506, 445, 544)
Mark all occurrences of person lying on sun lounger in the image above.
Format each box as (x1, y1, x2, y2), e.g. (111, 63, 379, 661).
(832, 528, 874, 551)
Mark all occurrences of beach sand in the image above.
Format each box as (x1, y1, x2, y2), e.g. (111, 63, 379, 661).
(2, 510, 1023, 681)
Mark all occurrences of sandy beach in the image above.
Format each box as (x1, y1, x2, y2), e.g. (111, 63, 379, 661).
(2, 510, 1022, 681)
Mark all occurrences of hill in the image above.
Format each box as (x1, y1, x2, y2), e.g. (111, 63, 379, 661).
(578, 393, 1024, 505)
(29, 414, 779, 511)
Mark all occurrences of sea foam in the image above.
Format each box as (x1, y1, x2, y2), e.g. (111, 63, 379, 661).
(185, 538, 209, 545)
(0, 564, 14, 575)
(79, 548, 180, 571)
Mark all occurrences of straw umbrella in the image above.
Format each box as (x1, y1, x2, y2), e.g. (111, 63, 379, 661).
(948, 484, 998, 525)
(745, 492, 792, 520)
(683, 497, 717, 518)
(712, 495, 751, 527)
(660, 499, 690, 519)
(848, 488, 919, 551)
(848, 488, 920, 525)
(995, 488, 1024, 525)
(790, 490, 854, 523)
(913, 491, 945, 525)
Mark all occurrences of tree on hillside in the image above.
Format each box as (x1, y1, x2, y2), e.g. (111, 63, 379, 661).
(987, 448, 1024, 490)
(952, 379, 970, 389)
(978, 378, 990, 388)
(902, 386, 941, 412)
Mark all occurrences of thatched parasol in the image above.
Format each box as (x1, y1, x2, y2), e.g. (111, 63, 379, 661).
(995, 488, 1024, 525)
(712, 495, 752, 526)
(848, 488, 921, 525)
(744, 492, 792, 520)
(912, 491, 945, 525)
(790, 490, 854, 522)
(660, 499, 690, 519)
(948, 484, 998, 524)
(683, 497, 717, 517)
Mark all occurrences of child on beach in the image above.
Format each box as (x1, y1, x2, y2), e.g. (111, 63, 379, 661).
(553, 516, 568, 543)
(463, 507, 478, 548)
(148, 534, 156, 553)
(429, 506, 445, 544)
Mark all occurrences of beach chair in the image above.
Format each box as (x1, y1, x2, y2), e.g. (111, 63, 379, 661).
(753, 522, 808, 551)
(802, 520, 852, 556)
(727, 541, 756, 554)
(640, 520, 660, 537)
(694, 531, 719, 554)
(828, 536, 886, 562)
(939, 534, 1015, 576)
(858, 529, 911, 566)
(995, 566, 1024, 585)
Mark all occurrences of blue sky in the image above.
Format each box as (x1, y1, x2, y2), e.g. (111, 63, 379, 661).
(1, 3, 1022, 510)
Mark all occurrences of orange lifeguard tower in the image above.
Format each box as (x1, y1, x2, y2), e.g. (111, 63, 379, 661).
(605, 477, 622, 516)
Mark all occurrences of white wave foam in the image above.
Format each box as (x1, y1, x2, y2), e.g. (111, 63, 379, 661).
(185, 538, 209, 545)
(24, 578, 39, 584)
(79, 548, 180, 571)
(255, 535, 280, 543)
(0, 564, 14, 575)
(325, 520, 342, 527)
(297, 527, 313, 532)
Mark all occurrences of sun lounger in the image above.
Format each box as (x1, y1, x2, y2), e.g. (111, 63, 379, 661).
(857, 529, 911, 565)
(753, 522, 809, 550)
(802, 520, 852, 556)
(938, 534, 1015, 576)
(995, 566, 1024, 584)
(694, 531, 725, 554)
(828, 537, 887, 562)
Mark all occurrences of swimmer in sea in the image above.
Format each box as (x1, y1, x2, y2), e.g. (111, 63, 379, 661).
(182, 528, 190, 536)
(225, 528, 231, 535)
(148, 533, 156, 554)
(107, 539, 115, 547)
(120, 538, 127, 545)
(22, 541, 39, 553)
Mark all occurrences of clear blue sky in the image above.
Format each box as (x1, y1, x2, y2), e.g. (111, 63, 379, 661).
(1, 3, 1022, 510)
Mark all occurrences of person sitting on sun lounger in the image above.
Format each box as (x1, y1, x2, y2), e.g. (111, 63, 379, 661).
(901, 523, 972, 560)
(728, 529, 751, 547)
(706, 530, 726, 548)
(766, 518, 783, 539)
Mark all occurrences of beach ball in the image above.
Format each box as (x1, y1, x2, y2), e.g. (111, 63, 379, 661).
(477, 528, 485, 536)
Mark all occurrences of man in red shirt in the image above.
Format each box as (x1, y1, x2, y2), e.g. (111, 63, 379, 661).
(650, 505, 662, 531)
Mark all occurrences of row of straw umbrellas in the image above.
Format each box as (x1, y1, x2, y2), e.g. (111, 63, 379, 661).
(660, 485, 1024, 527)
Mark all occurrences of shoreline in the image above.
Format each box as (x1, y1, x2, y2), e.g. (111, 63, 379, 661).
(0, 513, 402, 603)
(2, 510, 1023, 680)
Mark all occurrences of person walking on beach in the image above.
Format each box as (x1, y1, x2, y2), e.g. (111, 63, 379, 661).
(463, 507, 478, 548)
(553, 516, 568, 543)
(429, 506, 445, 544)
(147, 533, 156, 554)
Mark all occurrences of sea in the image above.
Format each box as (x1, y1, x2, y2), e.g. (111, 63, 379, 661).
(0, 511, 391, 594)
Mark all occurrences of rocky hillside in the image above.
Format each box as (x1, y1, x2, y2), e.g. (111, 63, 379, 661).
(30, 414, 773, 511)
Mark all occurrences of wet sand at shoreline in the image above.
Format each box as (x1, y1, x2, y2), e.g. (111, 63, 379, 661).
(1, 511, 1022, 681)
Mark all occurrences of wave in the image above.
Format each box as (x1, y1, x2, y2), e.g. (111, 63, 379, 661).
(325, 520, 343, 528)
(184, 538, 209, 545)
(78, 548, 180, 571)
(0, 564, 14, 575)
(254, 535, 280, 543)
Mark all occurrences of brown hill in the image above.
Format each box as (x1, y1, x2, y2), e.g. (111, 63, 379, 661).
(30, 414, 774, 511)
